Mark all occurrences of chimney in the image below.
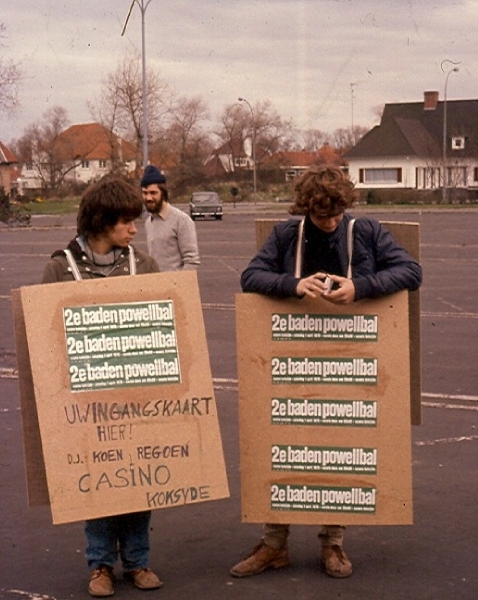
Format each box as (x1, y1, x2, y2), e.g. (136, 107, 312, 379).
(424, 91, 439, 111)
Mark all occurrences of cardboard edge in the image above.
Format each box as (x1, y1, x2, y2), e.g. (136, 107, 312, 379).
(11, 288, 50, 506)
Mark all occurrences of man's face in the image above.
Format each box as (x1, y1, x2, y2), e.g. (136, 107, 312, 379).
(142, 184, 163, 213)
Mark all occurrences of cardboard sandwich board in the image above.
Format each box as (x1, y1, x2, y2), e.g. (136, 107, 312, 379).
(254, 218, 422, 426)
(12, 271, 229, 524)
(236, 291, 413, 525)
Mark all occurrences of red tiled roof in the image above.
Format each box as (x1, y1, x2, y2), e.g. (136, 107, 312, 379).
(277, 151, 319, 166)
(55, 123, 137, 161)
(0, 141, 18, 164)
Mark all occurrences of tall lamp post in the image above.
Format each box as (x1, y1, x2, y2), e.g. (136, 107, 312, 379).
(238, 97, 257, 199)
(350, 82, 357, 145)
(122, 0, 153, 168)
(441, 65, 459, 203)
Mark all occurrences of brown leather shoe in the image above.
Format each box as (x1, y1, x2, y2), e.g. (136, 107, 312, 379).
(88, 566, 115, 597)
(124, 568, 163, 590)
(321, 544, 353, 578)
(230, 542, 290, 578)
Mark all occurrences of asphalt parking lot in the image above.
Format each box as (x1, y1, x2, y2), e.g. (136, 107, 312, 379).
(0, 204, 477, 600)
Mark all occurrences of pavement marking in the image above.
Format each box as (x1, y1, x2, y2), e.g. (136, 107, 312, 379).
(1, 406, 17, 413)
(421, 243, 478, 248)
(422, 256, 478, 262)
(422, 401, 478, 412)
(0, 368, 18, 379)
(436, 297, 472, 313)
(202, 302, 235, 311)
(2, 590, 59, 600)
(414, 434, 478, 446)
(422, 311, 478, 319)
(422, 392, 478, 412)
(423, 392, 478, 402)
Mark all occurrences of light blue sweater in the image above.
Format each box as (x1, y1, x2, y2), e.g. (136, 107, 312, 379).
(144, 204, 200, 271)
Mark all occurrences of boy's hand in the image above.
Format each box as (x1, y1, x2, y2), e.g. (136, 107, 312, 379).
(323, 275, 355, 304)
(296, 272, 333, 298)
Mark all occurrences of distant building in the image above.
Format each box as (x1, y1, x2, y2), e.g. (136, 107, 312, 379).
(17, 123, 137, 194)
(266, 147, 344, 181)
(0, 141, 18, 196)
(203, 139, 255, 177)
(345, 91, 478, 191)
(204, 140, 343, 181)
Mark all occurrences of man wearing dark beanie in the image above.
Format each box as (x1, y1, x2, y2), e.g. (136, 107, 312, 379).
(141, 165, 200, 271)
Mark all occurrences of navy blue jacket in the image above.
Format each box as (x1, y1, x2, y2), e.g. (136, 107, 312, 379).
(240, 214, 422, 301)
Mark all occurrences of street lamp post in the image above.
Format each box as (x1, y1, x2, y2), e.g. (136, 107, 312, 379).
(350, 82, 356, 145)
(238, 97, 257, 199)
(441, 65, 459, 203)
(122, 0, 153, 168)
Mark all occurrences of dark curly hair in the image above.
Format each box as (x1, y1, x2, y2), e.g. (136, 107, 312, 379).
(289, 165, 357, 216)
(77, 178, 143, 238)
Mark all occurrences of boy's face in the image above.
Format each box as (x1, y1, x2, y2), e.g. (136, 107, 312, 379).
(142, 184, 163, 214)
(103, 218, 138, 248)
(310, 210, 344, 233)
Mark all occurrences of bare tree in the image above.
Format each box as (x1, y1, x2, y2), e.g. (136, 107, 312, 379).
(0, 23, 22, 114)
(89, 51, 172, 165)
(217, 100, 292, 165)
(279, 125, 303, 152)
(15, 107, 74, 195)
(302, 128, 332, 152)
(157, 95, 213, 184)
(167, 96, 211, 161)
(252, 100, 294, 160)
(331, 125, 369, 154)
(216, 103, 248, 161)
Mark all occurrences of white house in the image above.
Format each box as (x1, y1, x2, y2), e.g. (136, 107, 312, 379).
(345, 92, 478, 192)
(17, 123, 137, 193)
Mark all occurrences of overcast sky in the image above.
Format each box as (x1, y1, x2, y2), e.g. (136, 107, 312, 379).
(2, 0, 476, 144)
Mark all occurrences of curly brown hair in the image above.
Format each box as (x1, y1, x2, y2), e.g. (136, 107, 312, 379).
(289, 165, 357, 216)
(77, 178, 143, 238)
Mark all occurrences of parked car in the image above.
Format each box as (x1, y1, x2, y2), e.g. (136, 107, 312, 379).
(189, 191, 223, 220)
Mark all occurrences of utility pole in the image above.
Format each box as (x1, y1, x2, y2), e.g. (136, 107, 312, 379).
(350, 82, 357, 145)
(122, 0, 153, 168)
(441, 62, 459, 203)
(238, 97, 257, 202)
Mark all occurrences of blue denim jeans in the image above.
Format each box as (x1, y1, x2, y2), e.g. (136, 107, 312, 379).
(85, 510, 152, 571)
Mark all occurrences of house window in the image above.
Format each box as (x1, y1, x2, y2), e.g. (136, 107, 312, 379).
(285, 170, 298, 181)
(419, 167, 441, 189)
(451, 136, 465, 150)
(446, 166, 467, 187)
(99, 160, 107, 169)
(234, 157, 249, 167)
(474, 167, 478, 182)
(81, 160, 90, 169)
(362, 168, 402, 184)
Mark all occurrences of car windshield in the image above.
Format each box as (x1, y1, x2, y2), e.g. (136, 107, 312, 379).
(192, 193, 219, 203)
